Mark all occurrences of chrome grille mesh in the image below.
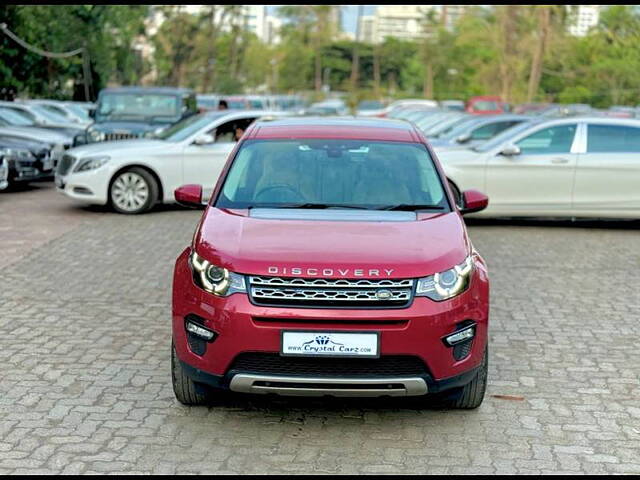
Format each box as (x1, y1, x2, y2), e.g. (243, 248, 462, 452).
(249, 276, 414, 308)
(104, 132, 141, 141)
(56, 154, 75, 175)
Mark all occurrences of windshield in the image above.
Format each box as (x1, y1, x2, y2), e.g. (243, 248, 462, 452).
(216, 139, 450, 211)
(65, 104, 90, 119)
(0, 107, 34, 126)
(358, 101, 383, 110)
(472, 101, 499, 111)
(435, 116, 481, 139)
(30, 105, 69, 123)
(472, 121, 535, 152)
(156, 112, 226, 142)
(97, 93, 180, 121)
(424, 114, 467, 136)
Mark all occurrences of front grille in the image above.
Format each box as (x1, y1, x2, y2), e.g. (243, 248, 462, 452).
(228, 353, 428, 377)
(104, 132, 140, 141)
(249, 276, 414, 308)
(56, 154, 75, 175)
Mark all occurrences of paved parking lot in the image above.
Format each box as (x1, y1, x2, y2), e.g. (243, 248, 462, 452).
(1, 184, 639, 474)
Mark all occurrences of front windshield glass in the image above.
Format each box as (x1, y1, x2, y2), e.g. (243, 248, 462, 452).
(435, 116, 480, 139)
(156, 112, 226, 142)
(97, 93, 180, 122)
(216, 139, 450, 211)
(65, 104, 90, 119)
(358, 100, 383, 110)
(30, 105, 69, 123)
(472, 121, 535, 152)
(0, 107, 34, 126)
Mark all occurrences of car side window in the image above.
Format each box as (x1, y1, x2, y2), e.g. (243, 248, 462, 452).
(587, 124, 640, 153)
(516, 124, 577, 154)
(470, 123, 499, 140)
(211, 118, 258, 143)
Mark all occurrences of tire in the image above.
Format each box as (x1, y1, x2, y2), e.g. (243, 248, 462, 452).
(450, 346, 488, 409)
(109, 167, 158, 214)
(171, 341, 210, 406)
(448, 179, 462, 209)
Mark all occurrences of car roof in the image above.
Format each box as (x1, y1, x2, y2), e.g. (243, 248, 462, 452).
(247, 116, 422, 142)
(99, 86, 194, 96)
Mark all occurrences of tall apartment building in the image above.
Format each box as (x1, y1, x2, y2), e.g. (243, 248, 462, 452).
(567, 5, 600, 36)
(359, 5, 468, 44)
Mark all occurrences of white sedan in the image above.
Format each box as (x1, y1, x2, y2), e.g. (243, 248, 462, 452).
(436, 116, 640, 219)
(55, 110, 283, 214)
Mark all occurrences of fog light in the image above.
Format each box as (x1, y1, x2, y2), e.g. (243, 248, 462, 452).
(185, 321, 216, 341)
(444, 325, 475, 346)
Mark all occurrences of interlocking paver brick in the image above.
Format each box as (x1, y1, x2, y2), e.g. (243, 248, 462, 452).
(1, 185, 639, 473)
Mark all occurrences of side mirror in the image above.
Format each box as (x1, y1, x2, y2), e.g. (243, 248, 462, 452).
(460, 189, 489, 215)
(194, 133, 215, 146)
(88, 108, 96, 119)
(500, 144, 521, 156)
(175, 184, 203, 208)
(456, 133, 471, 144)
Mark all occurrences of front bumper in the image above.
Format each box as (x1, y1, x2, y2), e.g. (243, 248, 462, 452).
(55, 169, 110, 205)
(172, 248, 490, 397)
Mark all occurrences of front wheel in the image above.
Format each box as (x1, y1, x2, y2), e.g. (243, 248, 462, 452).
(171, 342, 210, 406)
(109, 167, 158, 214)
(450, 346, 488, 409)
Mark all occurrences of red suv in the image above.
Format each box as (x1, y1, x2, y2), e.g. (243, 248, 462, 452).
(171, 117, 490, 408)
(466, 95, 509, 115)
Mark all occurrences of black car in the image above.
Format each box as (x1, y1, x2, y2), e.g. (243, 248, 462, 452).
(81, 87, 198, 144)
(0, 134, 54, 189)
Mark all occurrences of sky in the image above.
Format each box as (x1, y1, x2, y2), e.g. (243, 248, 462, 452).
(266, 5, 378, 34)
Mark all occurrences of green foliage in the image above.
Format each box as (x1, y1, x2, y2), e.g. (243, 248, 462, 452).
(3, 5, 640, 107)
(1, 5, 148, 100)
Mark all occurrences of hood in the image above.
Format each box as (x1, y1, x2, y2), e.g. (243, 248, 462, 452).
(432, 148, 478, 165)
(0, 126, 72, 145)
(91, 121, 171, 134)
(68, 138, 171, 157)
(195, 208, 471, 279)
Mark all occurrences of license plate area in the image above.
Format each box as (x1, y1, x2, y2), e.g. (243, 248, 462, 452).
(281, 330, 380, 358)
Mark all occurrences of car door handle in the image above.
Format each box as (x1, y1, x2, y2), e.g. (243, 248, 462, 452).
(551, 157, 569, 164)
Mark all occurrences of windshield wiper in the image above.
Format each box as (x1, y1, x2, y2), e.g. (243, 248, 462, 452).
(379, 204, 445, 211)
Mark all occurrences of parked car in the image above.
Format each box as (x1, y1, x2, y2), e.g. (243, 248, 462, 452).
(429, 114, 530, 150)
(303, 100, 349, 116)
(513, 103, 553, 115)
(56, 110, 284, 214)
(382, 99, 439, 118)
(0, 134, 55, 189)
(440, 100, 466, 111)
(0, 100, 84, 132)
(83, 87, 198, 144)
(0, 124, 72, 167)
(0, 156, 8, 190)
(355, 100, 386, 117)
(197, 94, 220, 111)
(21, 99, 91, 126)
(438, 116, 640, 218)
(0, 102, 85, 138)
(170, 116, 490, 408)
(466, 96, 509, 115)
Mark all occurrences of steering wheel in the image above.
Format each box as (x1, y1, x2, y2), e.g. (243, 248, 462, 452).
(254, 184, 304, 203)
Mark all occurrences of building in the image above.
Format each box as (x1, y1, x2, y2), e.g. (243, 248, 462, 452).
(359, 5, 468, 44)
(568, 5, 600, 36)
(264, 15, 282, 45)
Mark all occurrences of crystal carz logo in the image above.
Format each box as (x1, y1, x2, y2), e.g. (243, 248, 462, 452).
(284, 334, 375, 355)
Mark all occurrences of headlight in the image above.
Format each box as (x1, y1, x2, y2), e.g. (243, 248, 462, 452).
(73, 156, 110, 173)
(416, 255, 474, 301)
(189, 251, 246, 297)
(145, 126, 167, 138)
(87, 128, 105, 142)
(0, 148, 34, 161)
